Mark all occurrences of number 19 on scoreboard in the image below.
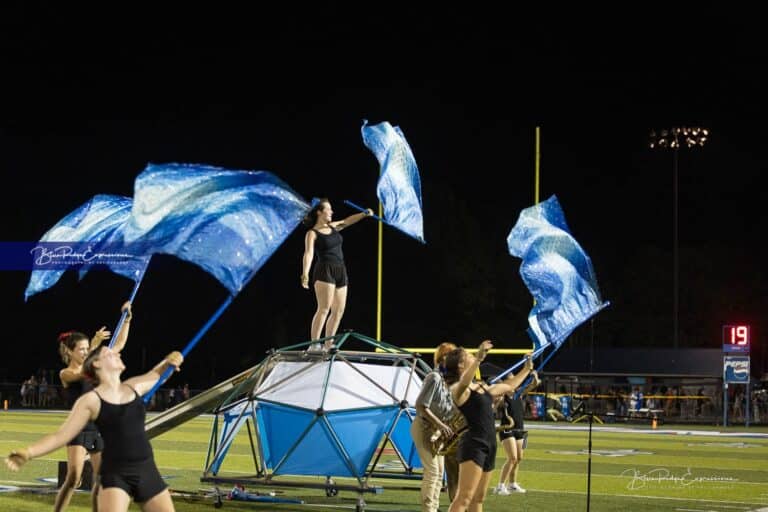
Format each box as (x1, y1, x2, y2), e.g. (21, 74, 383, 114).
(722, 324, 750, 353)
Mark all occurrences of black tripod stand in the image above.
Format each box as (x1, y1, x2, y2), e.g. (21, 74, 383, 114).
(585, 409, 596, 512)
(571, 400, 596, 511)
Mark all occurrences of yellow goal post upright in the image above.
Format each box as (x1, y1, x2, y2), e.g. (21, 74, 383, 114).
(375, 128, 544, 375)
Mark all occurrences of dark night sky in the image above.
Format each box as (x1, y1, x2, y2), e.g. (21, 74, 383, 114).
(2, 5, 766, 386)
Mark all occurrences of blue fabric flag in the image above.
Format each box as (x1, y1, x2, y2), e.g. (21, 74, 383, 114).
(25, 195, 149, 301)
(507, 195, 609, 350)
(361, 120, 425, 243)
(124, 163, 310, 295)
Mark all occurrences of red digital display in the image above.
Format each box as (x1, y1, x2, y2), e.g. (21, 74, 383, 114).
(723, 325, 750, 353)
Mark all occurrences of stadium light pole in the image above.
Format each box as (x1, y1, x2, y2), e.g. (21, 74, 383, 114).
(649, 127, 708, 350)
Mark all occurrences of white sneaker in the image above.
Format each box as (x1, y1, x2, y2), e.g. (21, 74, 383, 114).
(509, 482, 526, 493)
(494, 484, 511, 496)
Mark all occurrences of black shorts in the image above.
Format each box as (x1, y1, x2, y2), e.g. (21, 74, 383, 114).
(100, 459, 167, 503)
(499, 428, 528, 442)
(456, 436, 496, 472)
(67, 429, 104, 453)
(312, 261, 348, 287)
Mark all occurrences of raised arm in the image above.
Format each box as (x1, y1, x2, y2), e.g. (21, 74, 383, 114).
(5, 393, 98, 471)
(301, 230, 316, 289)
(451, 340, 492, 405)
(111, 301, 133, 353)
(520, 369, 541, 396)
(331, 208, 373, 231)
(89, 326, 112, 351)
(124, 351, 183, 396)
(489, 356, 534, 398)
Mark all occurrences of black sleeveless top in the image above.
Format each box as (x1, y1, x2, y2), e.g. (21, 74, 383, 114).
(499, 395, 525, 430)
(65, 379, 92, 408)
(312, 227, 344, 264)
(65, 379, 98, 433)
(94, 387, 154, 472)
(509, 396, 525, 429)
(458, 386, 496, 446)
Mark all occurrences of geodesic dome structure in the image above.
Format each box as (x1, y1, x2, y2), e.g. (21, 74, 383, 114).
(201, 332, 431, 489)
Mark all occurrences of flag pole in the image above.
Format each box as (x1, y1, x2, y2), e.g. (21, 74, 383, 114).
(140, 214, 305, 404)
(489, 345, 548, 384)
(109, 260, 150, 349)
(143, 294, 235, 403)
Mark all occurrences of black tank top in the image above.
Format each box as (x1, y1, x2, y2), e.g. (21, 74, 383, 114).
(65, 379, 92, 409)
(500, 395, 525, 430)
(94, 387, 154, 471)
(510, 397, 525, 429)
(65, 378, 98, 433)
(458, 386, 495, 445)
(312, 227, 344, 264)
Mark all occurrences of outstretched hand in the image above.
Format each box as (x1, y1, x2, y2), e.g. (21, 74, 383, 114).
(91, 326, 111, 346)
(477, 340, 493, 362)
(5, 448, 30, 472)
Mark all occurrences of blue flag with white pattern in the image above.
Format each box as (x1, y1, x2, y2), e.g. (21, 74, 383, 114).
(507, 195, 609, 350)
(124, 163, 310, 295)
(25, 195, 149, 301)
(361, 120, 425, 243)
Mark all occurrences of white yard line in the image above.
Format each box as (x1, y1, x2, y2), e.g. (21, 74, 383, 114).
(531, 487, 765, 507)
(529, 424, 768, 439)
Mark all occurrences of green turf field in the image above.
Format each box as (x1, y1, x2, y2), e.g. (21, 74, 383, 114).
(1, 411, 766, 511)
